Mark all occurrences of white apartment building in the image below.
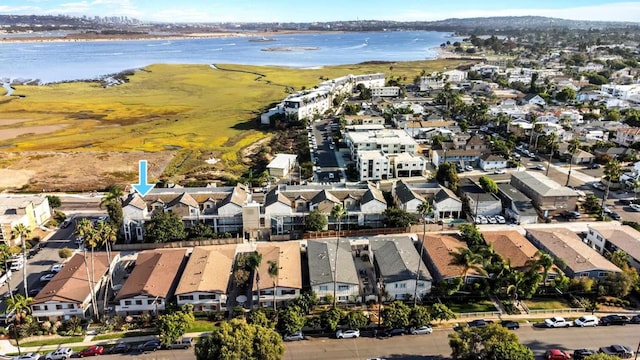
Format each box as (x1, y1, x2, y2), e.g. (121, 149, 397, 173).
(443, 69, 467, 83)
(345, 129, 418, 160)
(390, 152, 426, 178)
(614, 127, 640, 147)
(601, 84, 640, 100)
(357, 151, 391, 181)
(371, 86, 400, 97)
(284, 90, 331, 121)
(352, 73, 386, 88)
(0, 195, 52, 246)
(419, 76, 445, 91)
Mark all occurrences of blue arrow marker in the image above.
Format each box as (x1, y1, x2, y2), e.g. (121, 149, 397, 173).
(132, 160, 154, 197)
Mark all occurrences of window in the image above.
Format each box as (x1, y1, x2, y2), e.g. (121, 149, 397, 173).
(598, 272, 607, 278)
(147, 299, 155, 305)
(281, 289, 296, 295)
(135, 300, 143, 305)
(32, 305, 41, 311)
(178, 295, 194, 301)
(199, 294, 216, 300)
(394, 283, 407, 289)
(124, 300, 132, 306)
(56, 305, 63, 310)
(319, 285, 328, 291)
(338, 296, 348, 301)
(338, 285, 349, 291)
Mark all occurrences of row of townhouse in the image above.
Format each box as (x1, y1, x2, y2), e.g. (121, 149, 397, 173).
(0, 195, 52, 246)
(260, 73, 385, 124)
(423, 229, 621, 285)
(30, 243, 300, 320)
(308, 236, 432, 302)
(122, 183, 388, 242)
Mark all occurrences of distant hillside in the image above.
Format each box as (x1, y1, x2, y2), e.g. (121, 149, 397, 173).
(416, 16, 640, 30)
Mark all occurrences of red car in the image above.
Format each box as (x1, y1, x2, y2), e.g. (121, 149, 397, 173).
(546, 349, 571, 360)
(78, 346, 104, 357)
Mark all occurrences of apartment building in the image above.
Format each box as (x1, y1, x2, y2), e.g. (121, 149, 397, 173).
(510, 171, 578, 217)
(585, 223, 640, 271)
(0, 195, 51, 245)
(345, 129, 418, 160)
(614, 127, 640, 147)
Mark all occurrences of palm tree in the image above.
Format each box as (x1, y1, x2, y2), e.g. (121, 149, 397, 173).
(449, 248, 485, 286)
(75, 219, 100, 319)
(601, 159, 623, 217)
(267, 260, 279, 312)
(630, 179, 640, 201)
(0, 245, 15, 302)
(99, 184, 124, 208)
(330, 204, 346, 308)
(11, 224, 31, 296)
(506, 271, 525, 302)
(527, 251, 555, 288)
(95, 221, 117, 309)
(413, 201, 432, 306)
(545, 132, 558, 177)
(5, 294, 33, 319)
(565, 138, 580, 186)
(246, 251, 263, 310)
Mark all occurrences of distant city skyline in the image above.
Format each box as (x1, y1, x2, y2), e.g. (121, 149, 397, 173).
(2, 0, 640, 24)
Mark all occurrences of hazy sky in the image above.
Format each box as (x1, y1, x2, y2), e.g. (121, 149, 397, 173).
(2, 0, 640, 23)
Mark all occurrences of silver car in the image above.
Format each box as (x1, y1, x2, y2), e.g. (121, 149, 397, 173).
(45, 348, 73, 360)
(336, 329, 360, 339)
(283, 331, 304, 341)
(409, 325, 433, 335)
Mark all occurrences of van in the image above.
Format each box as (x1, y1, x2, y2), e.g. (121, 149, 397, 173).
(167, 337, 193, 349)
(574, 315, 598, 327)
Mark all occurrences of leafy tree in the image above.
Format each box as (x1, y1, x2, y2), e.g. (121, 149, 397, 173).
(287, 292, 318, 315)
(144, 211, 186, 243)
(478, 176, 498, 194)
(46, 195, 61, 208)
(105, 202, 123, 233)
(248, 309, 275, 329)
(555, 87, 576, 102)
(344, 310, 369, 329)
(157, 309, 195, 345)
(449, 323, 532, 360)
(382, 301, 411, 329)
(431, 303, 456, 323)
(189, 222, 214, 239)
(305, 209, 327, 232)
(601, 271, 636, 298)
(320, 308, 344, 332)
(58, 247, 73, 259)
(583, 194, 601, 214)
(276, 305, 305, 335)
(383, 208, 419, 228)
(458, 224, 484, 248)
(195, 319, 284, 360)
(410, 306, 431, 327)
(436, 162, 459, 192)
(601, 159, 622, 217)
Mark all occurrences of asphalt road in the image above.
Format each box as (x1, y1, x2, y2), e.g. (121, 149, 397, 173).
(310, 119, 342, 183)
(81, 325, 640, 360)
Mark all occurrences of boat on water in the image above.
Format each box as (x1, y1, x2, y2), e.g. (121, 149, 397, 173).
(248, 36, 275, 42)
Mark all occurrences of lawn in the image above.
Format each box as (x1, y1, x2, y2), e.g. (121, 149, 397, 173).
(20, 335, 86, 347)
(0, 58, 474, 181)
(523, 297, 572, 310)
(92, 329, 158, 341)
(187, 320, 219, 333)
(447, 300, 497, 313)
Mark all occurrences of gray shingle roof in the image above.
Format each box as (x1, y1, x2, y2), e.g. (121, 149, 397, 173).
(511, 171, 577, 197)
(394, 180, 425, 204)
(307, 239, 359, 286)
(310, 189, 341, 205)
(434, 187, 461, 204)
(361, 183, 386, 205)
(369, 236, 432, 283)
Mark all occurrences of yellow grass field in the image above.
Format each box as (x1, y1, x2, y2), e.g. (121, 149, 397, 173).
(0, 59, 475, 189)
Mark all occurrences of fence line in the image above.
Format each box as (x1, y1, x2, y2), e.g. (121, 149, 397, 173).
(302, 227, 408, 239)
(527, 308, 586, 315)
(113, 238, 243, 250)
(456, 311, 502, 318)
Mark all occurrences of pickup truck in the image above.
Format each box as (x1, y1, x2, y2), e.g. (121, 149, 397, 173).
(598, 345, 634, 359)
(544, 316, 571, 328)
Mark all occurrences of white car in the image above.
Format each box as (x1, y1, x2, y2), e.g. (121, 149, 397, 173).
(495, 215, 506, 224)
(544, 316, 571, 328)
(45, 348, 73, 360)
(465, 165, 474, 171)
(50, 264, 64, 273)
(12, 353, 40, 360)
(494, 168, 506, 174)
(487, 216, 497, 224)
(630, 204, 640, 212)
(40, 273, 55, 283)
(479, 215, 488, 224)
(336, 329, 360, 339)
(535, 164, 546, 171)
(574, 315, 599, 327)
(409, 325, 433, 335)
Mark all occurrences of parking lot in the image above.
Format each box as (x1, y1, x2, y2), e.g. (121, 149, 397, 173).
(308, 119, 343, 183)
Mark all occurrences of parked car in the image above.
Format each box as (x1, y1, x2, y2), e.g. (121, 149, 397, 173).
(283, 332, 305, 341)
(495, 215, 506, 224)
(487, 216, 497, 224)
(336, 329, 360, 339)
(78, 346, 104, 357)
(599, 315, 630, 326)
(28, 287, 42, 297)
(592, 182, 606, 191)
(589, 163, 601, 169)
(598, 345, 634, 359)
(45, 348, 73, 360)
(409, 325, 433, 335)
(574, 315, 599, 327)
(61, 219, 72, 228)
(609, 212, 621, 220)
(50, 264, 64, 273)
(544, 316, 571, 328)
(500, 320, 520, 330)
(39, 273, 55, 283)
(12, 353, 41, 360)
(382, 328, 407, 337)
(630, 315, 640, 324)
(165, 337, 193, 349)
(467, 319, 492, 328)
(535, 164, 546, 171)
(563, 211, 581, 220)
(630, 204, 640, 212)
(465, 165, 474, 171)
(136, 340, 161, 352)
(573, 349, 596, 360)
(494, 168, 506, 174)
(106, 343, 130, 354)
(545, 349, 571, 360)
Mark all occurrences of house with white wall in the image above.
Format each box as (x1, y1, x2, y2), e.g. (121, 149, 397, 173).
(175, 245, 236, 312)
(479, 154, 507, 171)
(115, 249, 186, 316)
(585, 223, 640, 271)
(31, 252, 120, 321)
(614, 127, 640, 147)
(307, 239, 360, 303)
(0, 195, 51, 246)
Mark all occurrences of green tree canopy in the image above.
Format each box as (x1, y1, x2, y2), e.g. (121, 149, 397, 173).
(248, 309, 275, 329)
(46, 195, 61, 209)
(449, 323, 533, 360)
(436, 162, 460, 192)
(458, 224, 484, 248)
(58, 247, 73, 259)
(383, 208, 419, 228)
(144, 211, 186, 243)
(305, 209, 327, 232)
(410, 306, 431, 327)
(320, 308, 344, 332)
(276, 305, 306, 335)
(344, 310, 369, 329)
(431, 303, 457, 323)
(584, 353, 627, 360)
(382, 301, 411, 329)
(157, 309, 195, 345)
(195, 319, 284, 360)
(478, 176, 498, 194)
